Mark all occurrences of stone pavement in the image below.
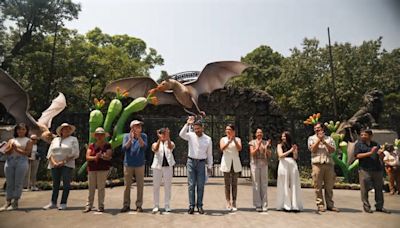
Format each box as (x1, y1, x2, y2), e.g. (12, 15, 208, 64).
(0, 177, 399, 228)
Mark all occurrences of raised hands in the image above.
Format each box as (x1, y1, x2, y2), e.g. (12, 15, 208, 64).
(187, 116, 195, 125)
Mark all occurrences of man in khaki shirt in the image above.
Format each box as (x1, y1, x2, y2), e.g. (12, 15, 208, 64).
(308, 123, 339, 213)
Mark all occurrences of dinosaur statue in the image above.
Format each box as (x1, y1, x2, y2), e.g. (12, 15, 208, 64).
(104, 61, 249, 116)
(337, 89, 384, 142)
(0, 69, 66, 143)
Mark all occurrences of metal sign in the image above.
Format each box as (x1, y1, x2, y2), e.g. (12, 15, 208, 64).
(171, 71, 200, 83)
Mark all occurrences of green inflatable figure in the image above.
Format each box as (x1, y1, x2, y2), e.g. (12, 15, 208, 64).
(78, 87, 158, 176)
(325, 120, 359, 182)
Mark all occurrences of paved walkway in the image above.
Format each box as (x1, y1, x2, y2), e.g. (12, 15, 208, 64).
(0, 177, 399, 228)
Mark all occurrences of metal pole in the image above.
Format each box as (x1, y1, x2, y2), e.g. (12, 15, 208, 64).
(46, 20, 59, 105)
(88, 74, 96, 110)
(327, 27, 338, 119)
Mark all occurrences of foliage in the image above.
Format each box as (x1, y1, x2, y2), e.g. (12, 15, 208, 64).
(0, 0, 81, 69)
(1, 26, 164, 115)
(230, 38, 400, 121)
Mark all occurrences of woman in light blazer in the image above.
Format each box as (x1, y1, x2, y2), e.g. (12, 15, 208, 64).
(220, 124, 242, 211)
(151, 128, 176, 213)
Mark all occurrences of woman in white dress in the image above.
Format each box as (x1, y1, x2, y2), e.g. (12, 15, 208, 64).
(276, 131, 303, 212)
(220, 124, 242, 211)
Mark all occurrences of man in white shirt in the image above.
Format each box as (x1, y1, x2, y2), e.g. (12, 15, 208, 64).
(179, 116, 213, 214)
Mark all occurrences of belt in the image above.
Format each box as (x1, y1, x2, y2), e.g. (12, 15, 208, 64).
(188, 157, 206, 162)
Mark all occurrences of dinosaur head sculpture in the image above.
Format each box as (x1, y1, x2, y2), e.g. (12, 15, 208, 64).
(156, 77, 176, 92)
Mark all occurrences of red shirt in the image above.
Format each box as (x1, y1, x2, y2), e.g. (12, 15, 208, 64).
(87, 143, 112, 171)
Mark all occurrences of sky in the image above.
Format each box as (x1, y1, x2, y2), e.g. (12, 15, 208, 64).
(65, 0, 400, 80)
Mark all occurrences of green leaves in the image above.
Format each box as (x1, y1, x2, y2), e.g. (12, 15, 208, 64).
(230, 38, 399, 119)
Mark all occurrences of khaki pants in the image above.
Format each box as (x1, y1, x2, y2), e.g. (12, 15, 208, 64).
(312, 163, 335, 208)
(24, 159, 40, 188)
(87, 170, 109, 208)
(123, 166, 144, 208)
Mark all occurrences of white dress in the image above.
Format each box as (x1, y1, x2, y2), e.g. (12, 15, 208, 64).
(276, 144, 303, 211)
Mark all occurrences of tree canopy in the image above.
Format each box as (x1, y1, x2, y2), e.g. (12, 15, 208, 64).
(229, 38, 400, 122)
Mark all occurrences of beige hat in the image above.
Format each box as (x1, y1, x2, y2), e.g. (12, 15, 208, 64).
(56, 123, 76, 136)
(92, 127, 110, 137)
(130, 120, 144, 128)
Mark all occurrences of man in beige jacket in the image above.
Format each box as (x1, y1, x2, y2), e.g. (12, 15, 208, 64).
(308, 123, 339, 213)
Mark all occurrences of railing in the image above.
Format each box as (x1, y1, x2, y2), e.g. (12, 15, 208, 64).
(144, 163, 252, 178)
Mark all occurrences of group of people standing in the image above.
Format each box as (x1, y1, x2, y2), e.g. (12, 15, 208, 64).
(0, 117, 396, 215)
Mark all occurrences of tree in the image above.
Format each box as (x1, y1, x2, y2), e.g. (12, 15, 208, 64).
(230, 38, 400, 121)
(0, 0, 81, 70)
(3, 27, 164, 115)
(227, 45, 283, 89)
(157, 70, 169, 83)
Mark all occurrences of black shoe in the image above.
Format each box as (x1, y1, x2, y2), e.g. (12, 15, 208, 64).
(197, 207, 205, 214)
(364, 208, 373, 213)
(120, 206, 130, 213)
(136, 207, 143, 212)
(188, 207, 194, 214)
(376, 208, 391, 214)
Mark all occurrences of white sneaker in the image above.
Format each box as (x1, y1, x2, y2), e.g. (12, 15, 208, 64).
(0, 202, 12, 211)
(232, 207, 238, 212)
(31, 186, 39, 191)
(262, 207, 268, 212)
(256, 207, 262, 212)
(152, 207, 159, 214)
(9, 200, 18, 210)
(165, 207, 172, 212)
(43, 202, 57, 210)
(58, 204, 67, 210)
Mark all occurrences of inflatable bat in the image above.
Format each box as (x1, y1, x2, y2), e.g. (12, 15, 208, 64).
(104, 61, 248, 115)
(0, 69, 66, 143)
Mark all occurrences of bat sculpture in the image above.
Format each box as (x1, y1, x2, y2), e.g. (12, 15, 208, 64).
(104, 61, 249, 116)
(0, 69, 67, 143)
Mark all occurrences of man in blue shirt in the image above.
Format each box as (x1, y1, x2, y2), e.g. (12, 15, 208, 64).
(354, 129, 390, 214)
(120, 120, 148, 213)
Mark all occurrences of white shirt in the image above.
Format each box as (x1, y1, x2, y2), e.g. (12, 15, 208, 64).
(383, 150, 399, 167)
(47, 136, 80, 169)
(151, 140, 176, 169)
(29, 144, 38, 160)
(9, 137, 30, 157)
(179, 124, 213, 169)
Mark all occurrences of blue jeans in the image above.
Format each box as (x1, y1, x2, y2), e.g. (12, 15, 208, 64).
(4, 156, 29, 201)
(51, 166, 73, 204)
(187, 158, 206, 208)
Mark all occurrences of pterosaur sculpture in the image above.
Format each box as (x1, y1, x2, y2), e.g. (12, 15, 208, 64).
(104, 61, 249, 116)
(0, 69, 66, 143)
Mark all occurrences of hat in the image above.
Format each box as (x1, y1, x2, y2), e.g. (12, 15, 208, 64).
(130, 120, 144, 128)
(30, 134, 38, 140)
(56, 123, 76, 136)
(92, 127, 110, 137)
